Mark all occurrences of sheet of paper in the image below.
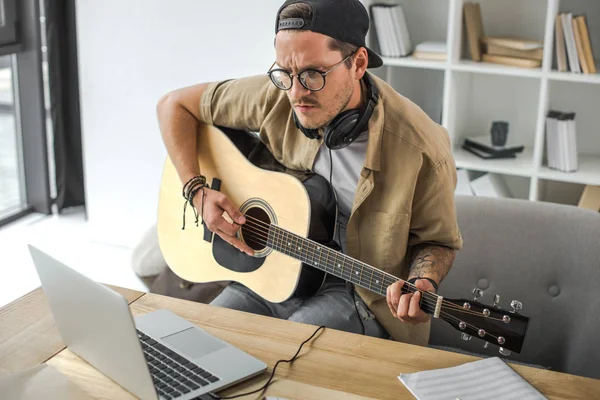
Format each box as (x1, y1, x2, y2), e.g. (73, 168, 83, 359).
(398, 357, 547, 400)
(0, 363, 93, 400)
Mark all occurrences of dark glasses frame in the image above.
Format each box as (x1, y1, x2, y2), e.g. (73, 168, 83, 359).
(267, 51, 356, 92)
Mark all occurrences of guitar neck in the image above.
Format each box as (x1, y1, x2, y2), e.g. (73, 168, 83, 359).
(267, 225, 439, 315)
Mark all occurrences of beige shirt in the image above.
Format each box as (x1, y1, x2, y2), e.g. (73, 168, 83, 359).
(199, 72, 463, 346)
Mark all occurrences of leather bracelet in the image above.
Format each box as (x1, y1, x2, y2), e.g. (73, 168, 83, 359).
(182, 175, 207, 199)
(408, 277, 439, 293)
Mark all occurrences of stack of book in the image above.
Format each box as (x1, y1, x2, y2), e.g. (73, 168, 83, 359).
(481, 37, 543, 68)
(370, 3, 412, 57)
(462, 135, 524, 160)
(555, 13, 596, 74)
(545, 110, 578, 172)
(463, 2, 543, 68)
(412, 41, 447, 61)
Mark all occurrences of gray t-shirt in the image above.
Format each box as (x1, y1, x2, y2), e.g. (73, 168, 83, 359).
(312, 130, 369, 254)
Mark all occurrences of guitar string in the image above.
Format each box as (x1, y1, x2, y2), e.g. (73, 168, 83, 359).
(239, 214, 504, 320)
(237, 218, 504, 322)
(239, 216, 503, 320)
(242, 214, 507, 321)
(208, 215, 504, 341)
(241, 213, 444, 300)
(238, 222, 441, 308)
(234, 225, 502, 341)
(240, 223, 501, 324)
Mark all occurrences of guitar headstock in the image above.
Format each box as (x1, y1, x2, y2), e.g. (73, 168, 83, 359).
(439, 289, 529, 355)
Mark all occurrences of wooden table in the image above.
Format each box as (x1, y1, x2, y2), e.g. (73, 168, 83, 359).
(1, 286, 599, 399)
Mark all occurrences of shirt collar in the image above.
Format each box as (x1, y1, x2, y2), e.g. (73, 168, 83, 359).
(363, 84, 383, 172)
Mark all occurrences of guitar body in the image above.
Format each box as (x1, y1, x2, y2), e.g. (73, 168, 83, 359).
(158, 125, 330, 303)
(158, 125, 530, 353)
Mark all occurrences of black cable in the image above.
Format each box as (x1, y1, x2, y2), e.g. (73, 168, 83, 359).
(208, 325, 326, 399)
(349, 283, 366, 336)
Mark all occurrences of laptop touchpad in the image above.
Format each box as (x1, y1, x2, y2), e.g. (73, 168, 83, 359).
(161, 327, 227, 359)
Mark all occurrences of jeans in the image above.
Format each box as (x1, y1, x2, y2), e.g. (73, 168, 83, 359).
(210, 274, 390, 339)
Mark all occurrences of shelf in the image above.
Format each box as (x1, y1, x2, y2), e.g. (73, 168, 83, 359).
(537, 154, 600, 186)
(382, 56, 447, 70)
(546, 70, 600, 85)
(452, 60, 543, 78)
(453, 146, 535, 178)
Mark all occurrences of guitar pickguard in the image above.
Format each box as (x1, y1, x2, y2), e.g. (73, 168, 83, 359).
(212, 234, 267, 272)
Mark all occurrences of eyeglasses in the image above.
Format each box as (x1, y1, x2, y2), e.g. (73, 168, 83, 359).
(267, 52, 355, 92)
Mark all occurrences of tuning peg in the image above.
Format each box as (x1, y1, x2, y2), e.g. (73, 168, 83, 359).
(510, 300, 523, 313)
(461, 333, 472, 341)
(493, 294, 501, 308)
(472, 288, 483, 301)
(499, 347, 512, 356)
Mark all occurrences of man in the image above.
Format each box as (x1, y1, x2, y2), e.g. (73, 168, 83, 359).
(157, 0, 462, 346)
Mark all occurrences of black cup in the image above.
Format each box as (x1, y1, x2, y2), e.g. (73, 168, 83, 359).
(491, 121, 509, 147)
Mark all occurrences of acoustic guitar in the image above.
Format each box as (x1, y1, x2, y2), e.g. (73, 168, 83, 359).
(157, 124, 529, 354)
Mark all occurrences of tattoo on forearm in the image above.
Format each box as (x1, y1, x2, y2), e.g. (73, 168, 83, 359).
(408, 244, 457, 284)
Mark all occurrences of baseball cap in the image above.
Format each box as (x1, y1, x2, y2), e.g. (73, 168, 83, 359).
(275, 0, 384, 68)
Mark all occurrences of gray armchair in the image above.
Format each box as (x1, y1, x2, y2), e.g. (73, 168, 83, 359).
(429, 195, 600, 379)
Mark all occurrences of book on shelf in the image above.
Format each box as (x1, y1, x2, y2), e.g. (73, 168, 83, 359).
(463, 135, 525, 158)
(463, 2, 484, 61)
(465, 135, 525, 155)
(557, 13, 597, 74)
(572, 16, 589, 73)
(545, 110, 578, 173)
(481, 36, 543, 51)
(555, 14, 568, 72)
(561, 13, 581, 73)
(481, 53, 541, 68)
(370, 3, 412, 58)
(462, 143, 517, 160)
(412, 41, 447, 61)
(480, 37, 543, 68)
(574, 15, 596, 74)
(485, 43, 543, 61)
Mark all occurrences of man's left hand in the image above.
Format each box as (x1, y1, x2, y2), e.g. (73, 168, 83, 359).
(386, 279, 436, 324)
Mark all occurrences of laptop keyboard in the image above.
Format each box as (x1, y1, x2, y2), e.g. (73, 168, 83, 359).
(136, 329, 221, 399)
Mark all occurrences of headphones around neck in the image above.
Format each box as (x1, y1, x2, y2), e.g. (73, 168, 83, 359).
(293, 72, 379, 150)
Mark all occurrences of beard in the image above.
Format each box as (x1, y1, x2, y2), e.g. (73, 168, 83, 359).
(291, 78, 355, 130)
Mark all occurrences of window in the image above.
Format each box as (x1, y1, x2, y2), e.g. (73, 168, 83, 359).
(0, 0, 17, 46)
(0, 0, 52, 227)
(0, 54, 24, 220)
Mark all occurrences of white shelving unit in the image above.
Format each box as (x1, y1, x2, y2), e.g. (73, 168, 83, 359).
(363, 0, 600, 204)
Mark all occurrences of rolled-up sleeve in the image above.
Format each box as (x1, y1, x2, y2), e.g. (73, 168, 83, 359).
(199, 74, 277, 132)
(408, 157, 463, 250)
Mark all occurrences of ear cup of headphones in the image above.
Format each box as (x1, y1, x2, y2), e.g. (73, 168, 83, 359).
(292, 73, 379, 148)
(324, 109, 362, 150)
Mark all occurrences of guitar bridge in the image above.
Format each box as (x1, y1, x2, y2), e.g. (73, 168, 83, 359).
(433, 295, 443, 319)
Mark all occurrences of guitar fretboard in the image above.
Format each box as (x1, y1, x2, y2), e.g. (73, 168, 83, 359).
(266, 224, 394, 298)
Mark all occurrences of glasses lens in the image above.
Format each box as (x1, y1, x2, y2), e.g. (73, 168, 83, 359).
(300, 70, 325, 91)
(269, 70, 292, 90)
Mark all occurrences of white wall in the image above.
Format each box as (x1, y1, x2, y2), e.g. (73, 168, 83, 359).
(75, 0, 283, 247)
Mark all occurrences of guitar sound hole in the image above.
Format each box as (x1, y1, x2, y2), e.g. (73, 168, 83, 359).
(241, 206, 271, 252)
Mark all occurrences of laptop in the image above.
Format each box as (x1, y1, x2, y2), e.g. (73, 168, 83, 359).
(28, 244, 267, 400)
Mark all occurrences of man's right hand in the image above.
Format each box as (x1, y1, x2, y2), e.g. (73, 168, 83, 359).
(193, 188, 254, 256)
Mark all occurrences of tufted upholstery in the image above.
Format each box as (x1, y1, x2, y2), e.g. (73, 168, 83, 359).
(428, 195, 600, 379)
